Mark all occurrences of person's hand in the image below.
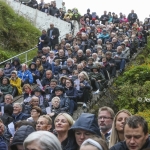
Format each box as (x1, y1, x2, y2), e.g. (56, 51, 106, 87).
(32, 73, 35, 76)
(0, 92, 3, 95)
(92, 78, 96, 80)
(98, 80, 101, 82)
(0, 112, 2, 116)
(80, 83, 85, 87)
(49, 113, 54, 117)
(10, 137, 13, 144)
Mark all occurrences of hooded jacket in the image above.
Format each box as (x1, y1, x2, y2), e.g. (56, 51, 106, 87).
(11, 125, 35, 150)
(10, 72, 22, 95)
(70, 113, 101, 137)
(3, 62, 15, 78)
(0, 137, 7, 150)
(12, 57, 22, 71)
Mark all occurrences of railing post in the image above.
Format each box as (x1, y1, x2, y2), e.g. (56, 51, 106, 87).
(25, 52, 27, 64)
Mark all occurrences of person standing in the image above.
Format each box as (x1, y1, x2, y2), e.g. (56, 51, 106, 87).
(47, 23, 60, 49)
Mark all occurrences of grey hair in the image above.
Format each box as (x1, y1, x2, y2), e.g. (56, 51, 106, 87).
(5, 94, 13, 100)
(51, 96, 60, 103)
(23, 131, 62, 150)
(13, 103, 22, 109)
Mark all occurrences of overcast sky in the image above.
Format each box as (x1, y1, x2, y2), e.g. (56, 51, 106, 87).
(37, 0, 149, 22)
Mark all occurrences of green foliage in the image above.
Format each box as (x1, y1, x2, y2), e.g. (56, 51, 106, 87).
(0, 1, 40, 51)
(114, 81, 150, 114)
(115, 65, 150, 86)
(114, 36, 150, 114)
(136, 109, 150, 133)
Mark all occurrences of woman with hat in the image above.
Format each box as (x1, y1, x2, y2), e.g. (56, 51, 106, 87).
(51, 85, 70, 113)
(59, 66, 70, 79)
(10, 71, 22, 96)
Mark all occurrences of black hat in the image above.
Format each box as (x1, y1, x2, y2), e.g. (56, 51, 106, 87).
(33, 87, 45, 94)
(53, 85, 65, 93)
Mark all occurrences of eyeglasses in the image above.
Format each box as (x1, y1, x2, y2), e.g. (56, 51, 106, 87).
(98, 116, 113, 120)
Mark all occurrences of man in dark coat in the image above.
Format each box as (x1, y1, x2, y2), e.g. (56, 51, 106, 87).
(110, 115, 150, 150)
(100, 11, 109, 25)
(48, 2, 60, 17)
(128, 10, 138, 25)
(47, 23, 60, 49)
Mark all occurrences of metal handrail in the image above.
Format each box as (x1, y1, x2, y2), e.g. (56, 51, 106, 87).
(0, 34, 68, 66)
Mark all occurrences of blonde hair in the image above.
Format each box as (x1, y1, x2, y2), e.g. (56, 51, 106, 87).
(109, 109, 132, 148)
(54, 113, 74, 127)
(79, 71, 89, 81)
(39, 115, 52, 125)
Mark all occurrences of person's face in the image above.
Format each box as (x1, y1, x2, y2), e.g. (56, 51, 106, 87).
(55, 115, 70, 133)
(50, 24, 54, 28)
(42, 30, 46, 35)
(36, 60, 40, 65)
(31, 109, 40, 118)
(79, 74, 84, 82)
(2, 78, 8, 85)
(31, 98, 39, 106)
(41, 56, 46, 62)
(22, 65, 27, 71)
(4, 96, 12, 104)
(86, 51, 91, 56)
(67, 60, 72, 67)
(117, 48, 122, 53)
(31, 64, 35, 69)
(55, 90, 63, 96)
(80, 145, 98, 150)
(6, 64, 10, 69)
(75, 129, 94, 146)
(78, 52, 83, 57)
(106, 54, 111, 59)
(52, 99, 60, 108)
(77, 65, 83, 72)
(36, 117, 51, 131)
(93, 68, 98, 72)
(88, 60, 93, 64)
(66, 80, 72, 88)
(125, 125, 148, 150)
(50, 52, 54, 58)
(98, 110, 113, 133)
(24, 86, 30, 93)
(115, 112, 130, 132)
(0, 122, 4, 136)
(34, 91, 41, 97)
(50, 82, 57, 89)
(0, 71, 3, 76)
(46, 72, 52, 79)
(13, 105, 22, 114)
(59, 50, 64, 57)
(11, 73, 16, 78)
(102, 58, 107, 62)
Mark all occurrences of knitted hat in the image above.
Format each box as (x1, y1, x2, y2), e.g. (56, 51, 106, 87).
(11, 71, 17, 75)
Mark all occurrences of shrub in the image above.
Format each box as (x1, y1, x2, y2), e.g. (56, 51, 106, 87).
(136, 109, 150, 133)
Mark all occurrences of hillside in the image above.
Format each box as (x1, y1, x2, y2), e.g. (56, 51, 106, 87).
(0, 1, 40, 60)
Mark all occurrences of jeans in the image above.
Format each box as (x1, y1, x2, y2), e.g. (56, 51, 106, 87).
(69, 100, 77, 115)
(115, 59, 126, 70)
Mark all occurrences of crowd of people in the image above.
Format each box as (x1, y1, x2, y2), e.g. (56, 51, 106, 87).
(1, 0, 150, 149)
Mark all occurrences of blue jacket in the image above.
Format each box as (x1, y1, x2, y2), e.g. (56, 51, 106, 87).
(99, 33, 109, 39)
(70, 113, 101, 137)
(0, 137, 7, 150)
(64, 87, 78, 102)
(42, 61, 52, 71)
(17, 70, 33, 84)
(51, 63, 61, 75)
(12, 112, 30, 123)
